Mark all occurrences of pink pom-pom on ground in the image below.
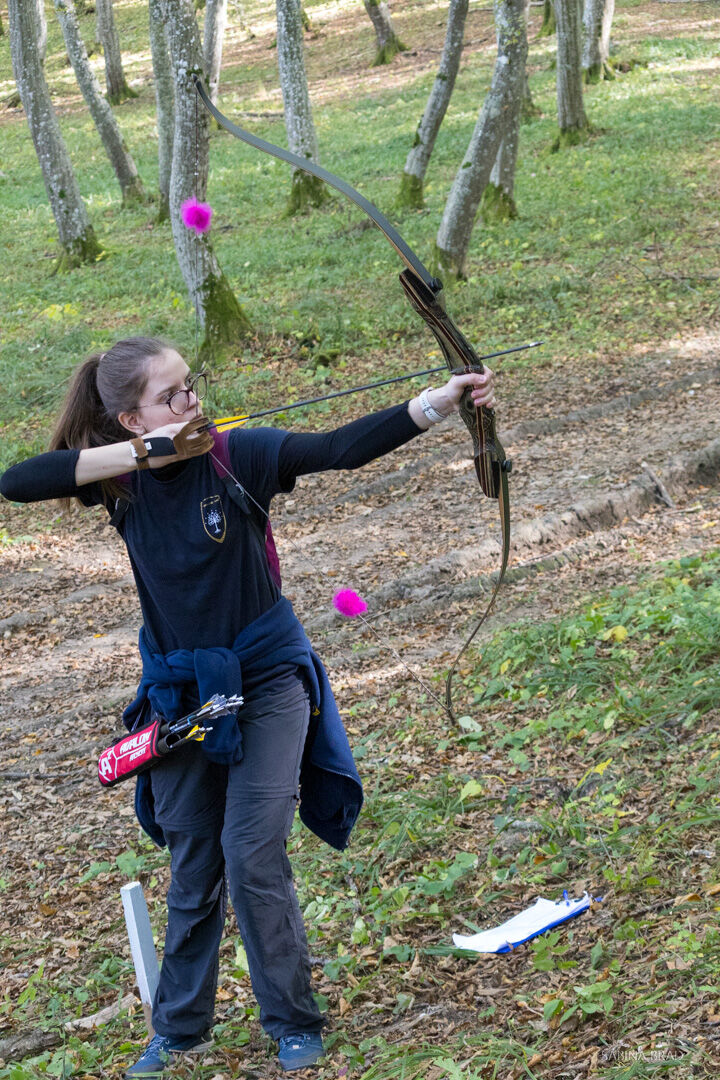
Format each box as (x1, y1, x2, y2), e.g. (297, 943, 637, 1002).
(181, 197, 213, 234)
(333, 589, 368, 618)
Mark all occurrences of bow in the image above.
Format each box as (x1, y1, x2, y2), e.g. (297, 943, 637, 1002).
(192, 76, 513, 723)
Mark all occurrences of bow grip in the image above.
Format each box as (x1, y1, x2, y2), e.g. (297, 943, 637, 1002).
(458, 392, 511, 499)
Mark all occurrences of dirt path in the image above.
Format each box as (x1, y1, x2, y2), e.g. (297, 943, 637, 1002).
(1, 328, 719, 723)
(1, 328, 720, 1064)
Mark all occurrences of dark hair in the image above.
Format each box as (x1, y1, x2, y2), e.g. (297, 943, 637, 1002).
(50, 337, 172, 507)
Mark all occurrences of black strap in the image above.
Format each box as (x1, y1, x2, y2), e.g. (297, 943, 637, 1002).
(109, 496, 130, 530)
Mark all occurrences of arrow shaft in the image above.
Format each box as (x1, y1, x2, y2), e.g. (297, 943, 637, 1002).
(214, 341, 543, 427)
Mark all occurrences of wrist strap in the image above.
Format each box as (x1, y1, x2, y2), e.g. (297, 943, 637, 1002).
(130, 437, 150, 470)
(130, 436, 176, 468)
(419, 387, 446, 425)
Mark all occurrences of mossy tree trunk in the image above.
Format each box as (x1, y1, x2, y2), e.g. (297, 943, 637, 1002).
(203, 0, 227, 105)
(8, 0, 102, 272)
(434, 0, 528, 280)
(96, 0, 137, 104)
(538, 0, 555, 37)
(398, 0, 468, 209)
(483, 0, 531, 218)
(149, 0, 175, 220)
(363, 0, 406, 66)
(582, 0, 614, 83)
(160, 0, 252, 355)
(54, 0, 147, 207)
(481, 102, 521, 221)
(554, 0, 589, 147)
(521, 64, 537, 120)
(276, 0, 328, 214)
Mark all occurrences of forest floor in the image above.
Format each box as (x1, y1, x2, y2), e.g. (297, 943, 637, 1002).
(1, 325, 719, 1078)
(1, 0, 720, 1075)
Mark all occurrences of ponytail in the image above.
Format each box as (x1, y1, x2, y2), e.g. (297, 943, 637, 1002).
(50, 337, 171, 508)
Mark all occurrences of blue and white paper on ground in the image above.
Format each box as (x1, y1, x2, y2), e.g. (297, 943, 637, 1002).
(452, 892, 596, 954)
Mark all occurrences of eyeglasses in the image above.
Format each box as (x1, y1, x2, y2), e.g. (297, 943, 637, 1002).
(136, 371, 209, 415)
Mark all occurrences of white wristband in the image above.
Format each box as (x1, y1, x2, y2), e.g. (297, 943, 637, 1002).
(419, 388, 446, 425)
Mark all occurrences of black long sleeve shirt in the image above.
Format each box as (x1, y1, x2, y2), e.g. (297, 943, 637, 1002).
(1, 405, 422, 653)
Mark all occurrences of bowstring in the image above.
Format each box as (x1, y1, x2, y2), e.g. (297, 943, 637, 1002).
(442, 353, 497, 719)
(189, 91, 445, 713)
(194, 87, 200, 368)
(207, 446, 448, 712)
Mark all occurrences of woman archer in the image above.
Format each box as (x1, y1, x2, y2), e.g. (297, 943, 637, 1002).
(0, 337, 495, 1076)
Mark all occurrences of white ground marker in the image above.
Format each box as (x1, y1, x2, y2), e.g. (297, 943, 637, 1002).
(121, 881, 160, 1036)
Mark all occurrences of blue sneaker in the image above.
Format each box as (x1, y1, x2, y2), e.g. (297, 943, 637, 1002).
(124, 1031, 213, 1077)
(277, 1031, 325, 1071)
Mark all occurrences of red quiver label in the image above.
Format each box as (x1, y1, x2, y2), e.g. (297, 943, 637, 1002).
(98, 717, 164, 787)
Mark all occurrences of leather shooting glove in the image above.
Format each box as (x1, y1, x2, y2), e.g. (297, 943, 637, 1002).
(172, 415, 215, 459)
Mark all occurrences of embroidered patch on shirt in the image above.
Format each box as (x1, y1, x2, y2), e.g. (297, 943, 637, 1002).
(201, 495, 226, 543)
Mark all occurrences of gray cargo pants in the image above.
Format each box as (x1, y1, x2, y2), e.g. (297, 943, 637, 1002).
(148, 671, 324, 1040)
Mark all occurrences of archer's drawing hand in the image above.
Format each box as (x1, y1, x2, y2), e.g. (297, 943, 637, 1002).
(172, 416, 215, 459)
(144, 417, 214, 466)
(437, 367, 496, 415)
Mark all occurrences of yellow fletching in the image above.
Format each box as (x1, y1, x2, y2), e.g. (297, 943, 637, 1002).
(213, 414, 249, 430)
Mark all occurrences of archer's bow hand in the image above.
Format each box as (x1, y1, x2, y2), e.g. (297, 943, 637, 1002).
(433, 367, 497, 417)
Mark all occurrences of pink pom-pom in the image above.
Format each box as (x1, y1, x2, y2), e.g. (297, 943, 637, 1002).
(181, 197, 213, 234)
(333, 589, 368, 618)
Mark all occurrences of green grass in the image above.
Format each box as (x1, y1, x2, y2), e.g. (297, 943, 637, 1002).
(1, 0, 719, 468)
(1, 550, 718, 1076)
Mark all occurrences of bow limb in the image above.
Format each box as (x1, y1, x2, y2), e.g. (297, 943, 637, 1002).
(192, 75, 437, 290)
(192, 76, 512, 723)
(444, 463, 510, 724)
(192, 74, 507, 489)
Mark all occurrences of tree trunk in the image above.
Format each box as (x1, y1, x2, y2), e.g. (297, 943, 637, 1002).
(521, 0, 539, 119)
(149, 0, 175, 220)
(363, 0, 407, 66)
(36, 0, 47, 62)
(600, 0, 614, 69)
(582, 0, 614, 83)
(555, 0, 589, 146)
(398, 0, 468, 209)
(276, 0, 328, 213)
(54, 0, 147, 206)
(482, 99, 521, 221)
(8, 0, 101, 272)
(483, 0, 531, 218)
(434, 0, 528, 280)
(203, 0, 227, 105)
(539, 0, 555, 36)
(95, 0, 136, 104)
(160, 0, 252, 355)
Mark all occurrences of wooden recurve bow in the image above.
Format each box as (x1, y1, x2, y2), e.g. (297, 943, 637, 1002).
(192, 75, 512, 723)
